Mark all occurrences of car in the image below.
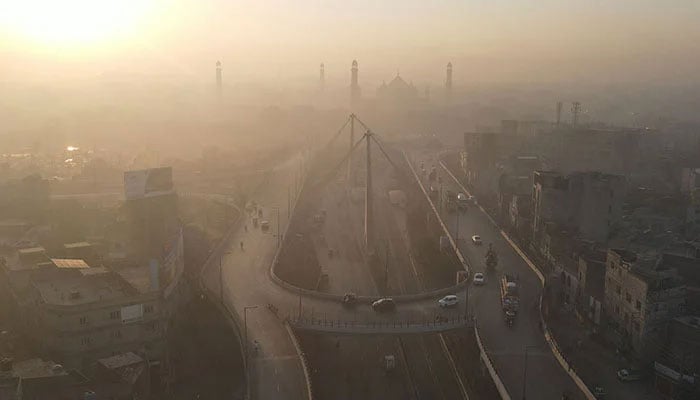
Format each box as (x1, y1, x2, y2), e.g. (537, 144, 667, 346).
(371, 298, 396, 312)
(342, 292, 357, 307)
(616, 368, 645, 382)
(471, 235, 482, 245)
(457, 193, 469, 210)
(438, 295, 459, 308)
(473, 272, 486, 285)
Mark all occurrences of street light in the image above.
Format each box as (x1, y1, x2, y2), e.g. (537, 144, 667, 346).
(522, 345, 541, 400)
(219, 251, 232, 306)
(243, 305, 259, 357)
(272, 206, 281, 249)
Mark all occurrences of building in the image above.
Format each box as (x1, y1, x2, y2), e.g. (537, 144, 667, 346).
(445, 62, 452, 101)
(654, 316, 700, 399)
(532, 171, 627, 243)
(576, 247, 607, 325)
(215, 61, 222, 101)
(376, 74, 419, 108)
(0, 167, 188, 377)
(603, 249, 686, 360)
(0, 354, 151, 400)
(350, 60, 361, 107)
(123, 167, 179, 263)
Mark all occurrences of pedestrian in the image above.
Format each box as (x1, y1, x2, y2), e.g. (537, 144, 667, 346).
(244, 224, 248, 232)
(240, 241, 244, 250)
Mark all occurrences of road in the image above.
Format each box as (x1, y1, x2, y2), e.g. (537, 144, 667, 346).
(200, 150, 474, 399)
(405, 146, 584, 400)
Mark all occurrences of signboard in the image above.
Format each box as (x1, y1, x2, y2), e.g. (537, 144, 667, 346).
(124, 167, 174, 199)
(121, 304, 144, 324)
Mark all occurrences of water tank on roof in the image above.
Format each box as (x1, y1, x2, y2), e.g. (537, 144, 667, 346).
(84, 391, 97, 400)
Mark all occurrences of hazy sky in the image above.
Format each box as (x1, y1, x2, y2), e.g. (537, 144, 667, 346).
(1, 1, 699, 86)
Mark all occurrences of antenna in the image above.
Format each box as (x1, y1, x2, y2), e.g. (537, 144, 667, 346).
(571, 101, 581, 127)
(556, 101, 563, 127)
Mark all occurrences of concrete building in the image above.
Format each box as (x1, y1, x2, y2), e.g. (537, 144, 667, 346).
(603, 249, 687, 360)
(533, 171, 627, 243)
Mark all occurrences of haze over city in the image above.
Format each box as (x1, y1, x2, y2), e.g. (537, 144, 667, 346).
(1, 1, 699, 400)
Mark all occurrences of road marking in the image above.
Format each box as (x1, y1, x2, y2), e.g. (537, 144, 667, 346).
(438, 334, 470, 400)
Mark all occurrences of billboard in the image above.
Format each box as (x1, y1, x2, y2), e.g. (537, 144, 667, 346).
(121, 304, 144, 324)
(124, 167, 174, 200)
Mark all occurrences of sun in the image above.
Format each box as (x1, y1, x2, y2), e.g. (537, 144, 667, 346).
(0, 0, 154, 45)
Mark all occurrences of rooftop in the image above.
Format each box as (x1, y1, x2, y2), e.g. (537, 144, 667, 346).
(34, 270, 138, 306)
(97, 352, 143, 370)
(51, 259, 90, 269)
(12, 359, 67, 379)
(63, 242, 91, 249)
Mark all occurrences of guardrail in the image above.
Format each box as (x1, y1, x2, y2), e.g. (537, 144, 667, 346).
(439, 159, 596, 400)
(270, 267, 468, 303)
(289, 313, 472, 334)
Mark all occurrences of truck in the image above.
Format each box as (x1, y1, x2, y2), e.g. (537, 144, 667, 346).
(500, 273, 520, 315)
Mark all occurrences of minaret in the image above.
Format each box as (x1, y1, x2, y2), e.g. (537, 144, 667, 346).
(216, 61, 222, 101)
(445, 62, 453, 101)
(350, 60, 361, 107)
(320, 63, 325, 91)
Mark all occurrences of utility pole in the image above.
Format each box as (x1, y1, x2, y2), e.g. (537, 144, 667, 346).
(365, 131, 373, 251)
(219, 251, 231, 306)
(384, 243, 389, 291)
(455, 212, 460, 243)
(348, 114, 355, 183)
(287, 186, 291, 221)
(571, 101, 581, 127)
(274, 207, 281, 249)
(243, 305, 258, 358)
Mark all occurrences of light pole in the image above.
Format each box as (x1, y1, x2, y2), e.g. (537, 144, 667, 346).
(243, 305, 258, 357)
(219, 251, 232, 306)
(522, 345, 540, 399)
(272, 206, 281, 249)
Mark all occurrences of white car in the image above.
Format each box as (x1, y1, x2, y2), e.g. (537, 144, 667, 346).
(438, 295, 459, 308)
(473, 272, 486, 285)
(471, 235, 482, 245)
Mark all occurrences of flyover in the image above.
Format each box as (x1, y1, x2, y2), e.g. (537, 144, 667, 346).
(200, 129, 477, 399)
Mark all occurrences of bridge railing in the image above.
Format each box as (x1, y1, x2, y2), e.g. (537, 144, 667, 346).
(288, 313, 473, 334)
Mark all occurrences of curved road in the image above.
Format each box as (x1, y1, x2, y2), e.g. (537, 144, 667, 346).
(201, 153, 473, 400)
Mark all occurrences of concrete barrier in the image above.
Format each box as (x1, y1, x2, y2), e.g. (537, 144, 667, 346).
(474, 324, 512, 400)
(285, 323, 314, 400)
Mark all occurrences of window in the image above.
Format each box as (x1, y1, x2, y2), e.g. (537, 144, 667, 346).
(144, 305, 154, 314)
(616, 285, 621, 295)
(615, 305, 620, 315)
(635, 300, 641, 311)
(81, 337, 91, 346)
(633, 321, 640, 332)
(79, 316, 87, 325)
(626, 293, 632, 303)
(109, 310, 120, 320)
(111, 330, 122, 339)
